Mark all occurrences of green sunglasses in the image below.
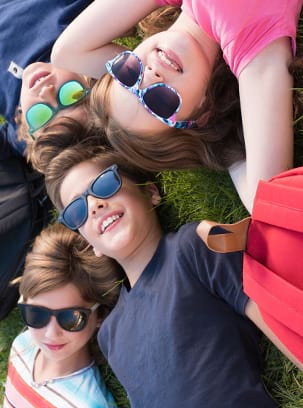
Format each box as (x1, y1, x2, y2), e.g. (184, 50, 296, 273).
(25, 80, 91, 138)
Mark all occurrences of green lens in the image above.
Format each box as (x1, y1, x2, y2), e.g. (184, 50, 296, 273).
(59, 81, 86, 106)
(26, 103, 53, 130)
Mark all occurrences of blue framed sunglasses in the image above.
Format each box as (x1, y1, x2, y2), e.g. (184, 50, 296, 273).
(105, 51, 195, 129)
(58, 164, 122, 231)
(26, 80, 91, 138)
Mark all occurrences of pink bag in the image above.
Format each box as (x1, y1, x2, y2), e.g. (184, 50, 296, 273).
(198, 166, 303, 363)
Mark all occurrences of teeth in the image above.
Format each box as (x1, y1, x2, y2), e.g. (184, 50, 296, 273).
(158, 50, 180, 71)
(101, 214, 121, 233)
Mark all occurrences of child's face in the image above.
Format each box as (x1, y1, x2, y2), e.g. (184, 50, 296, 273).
(59, 160, 161, 261)
(26, 283, 99, 369)
(20, 62, 90, 135)
(107, 30, 212, 134)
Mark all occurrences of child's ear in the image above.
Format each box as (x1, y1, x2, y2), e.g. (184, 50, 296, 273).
(146, 183, 161, 206)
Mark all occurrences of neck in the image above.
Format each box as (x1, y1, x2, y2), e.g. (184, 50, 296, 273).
(118, 225, 163, 288)
(34, 347, 92, 384)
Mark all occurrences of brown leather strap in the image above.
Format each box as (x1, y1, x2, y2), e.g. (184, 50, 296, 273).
(196, 217, 251, 253)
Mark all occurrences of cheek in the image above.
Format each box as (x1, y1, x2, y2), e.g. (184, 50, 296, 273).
(74, 321, 97, 346)
(28, 327, 44, 343)
(78, 225, 94, 245)
(19, 86, 31, 113)
(178, 80, 206, 119)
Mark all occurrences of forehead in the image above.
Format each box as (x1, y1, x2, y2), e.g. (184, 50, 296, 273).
(60, 161, 105, 206)
(27, 283, 84, 306)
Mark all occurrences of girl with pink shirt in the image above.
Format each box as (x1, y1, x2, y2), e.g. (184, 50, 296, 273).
(51, 0, 302, 213)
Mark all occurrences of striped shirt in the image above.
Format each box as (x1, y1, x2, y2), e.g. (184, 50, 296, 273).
(3, 330, 116, 408)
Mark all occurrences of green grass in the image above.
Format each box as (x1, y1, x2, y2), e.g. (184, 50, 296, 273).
(2, 14, 303, 408)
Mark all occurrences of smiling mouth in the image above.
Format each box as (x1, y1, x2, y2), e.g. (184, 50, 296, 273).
(29, 72, 51, 89)
(157, 49, 182, 73)
(101, 213, 123, 234)
(45, 343, 65, 351)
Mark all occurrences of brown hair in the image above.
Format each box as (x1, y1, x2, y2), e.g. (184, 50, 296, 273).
(33, 119, 157, 210)
(27, 117, 109, 173)
(137, 5, 181, 38)
(20, 223, 124, 321)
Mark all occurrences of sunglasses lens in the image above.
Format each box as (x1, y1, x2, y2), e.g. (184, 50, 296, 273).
(19, 304, 49, 329)
(58, 309, 87, 331)
(59, 81, 86, 106)
(92, 169, 121, 198)
(63, 197, 87, 230)
(26, 103, 53, 131)
(112, 53, 141, 87)
(143, 86, 180, 119)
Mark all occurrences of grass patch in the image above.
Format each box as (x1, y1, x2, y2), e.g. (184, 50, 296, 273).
(1, 10, 303, 408)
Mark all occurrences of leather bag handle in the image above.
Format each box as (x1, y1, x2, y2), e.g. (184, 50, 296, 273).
(196, 217, 251, 253)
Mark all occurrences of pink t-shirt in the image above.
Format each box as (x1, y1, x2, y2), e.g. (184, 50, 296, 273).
(156, 0, 302, 77)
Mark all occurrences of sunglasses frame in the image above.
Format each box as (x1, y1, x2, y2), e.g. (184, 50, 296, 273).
(106, 51, 195, 129)
(26, 80, 91, 138)
(58, 164, 122, 231)
(18, 298, 100, 332)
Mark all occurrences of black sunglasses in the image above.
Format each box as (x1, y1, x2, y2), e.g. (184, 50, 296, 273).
(58, 164, 122, 231)
(18, 301, 99, 332)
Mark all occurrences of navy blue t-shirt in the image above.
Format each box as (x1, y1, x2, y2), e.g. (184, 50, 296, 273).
(0, 0, 92, 158)
(99, 222, 276, 408)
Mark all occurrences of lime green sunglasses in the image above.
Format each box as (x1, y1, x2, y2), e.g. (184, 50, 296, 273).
(25, 80, 91, 138)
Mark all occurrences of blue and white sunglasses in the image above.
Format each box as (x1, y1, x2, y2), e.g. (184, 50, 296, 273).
(105, 50, 195, 129)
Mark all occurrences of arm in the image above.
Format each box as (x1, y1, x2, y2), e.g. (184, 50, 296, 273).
(51, 0, 162, 78)
(230, 37, 294, 213)
(245, 299, 303, 371)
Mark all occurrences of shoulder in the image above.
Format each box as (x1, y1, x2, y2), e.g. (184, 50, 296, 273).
(71, 364, 116, 407)
(169, 222, 247, 314)
(169, 222, 242, 266)
(11, 329, 33, 351)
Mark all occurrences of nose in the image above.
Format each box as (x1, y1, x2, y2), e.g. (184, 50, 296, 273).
(140, 64, 164, 88)
(44, 316, 63, 336)
(38, 84, 57, 105)
(87, 195, 107, 217)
